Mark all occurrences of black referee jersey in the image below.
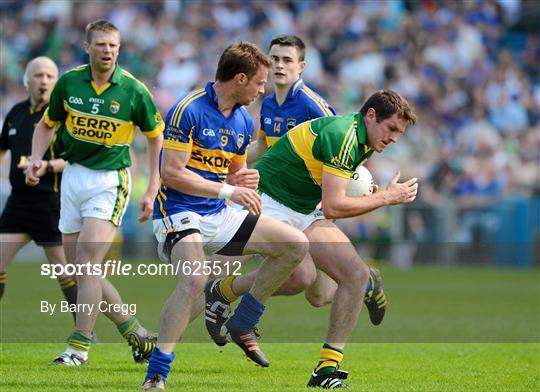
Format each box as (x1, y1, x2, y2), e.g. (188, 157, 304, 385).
(0, 99, 61, 195)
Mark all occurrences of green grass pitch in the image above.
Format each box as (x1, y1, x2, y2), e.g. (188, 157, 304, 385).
(1, 262, 539, 391)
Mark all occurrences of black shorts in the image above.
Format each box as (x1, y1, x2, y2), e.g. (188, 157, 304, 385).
(0, 193, 62, 246)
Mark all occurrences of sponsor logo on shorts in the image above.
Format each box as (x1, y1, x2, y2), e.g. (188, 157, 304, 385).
(93, 207, 109, 214)
(180, 217, 191, 225)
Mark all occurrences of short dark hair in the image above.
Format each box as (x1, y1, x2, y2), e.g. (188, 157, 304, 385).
(360, 90, 417, 125)
(269, 34, 306, 61)
(215, 42, 271, 82)
(85, 20, 119, 44)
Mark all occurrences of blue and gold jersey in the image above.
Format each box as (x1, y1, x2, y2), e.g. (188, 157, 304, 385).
(259, 79, 335, 146)
(154, 82, 254, 219)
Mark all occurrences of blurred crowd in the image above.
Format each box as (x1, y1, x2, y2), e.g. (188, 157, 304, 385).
(1, 0, 539, 246)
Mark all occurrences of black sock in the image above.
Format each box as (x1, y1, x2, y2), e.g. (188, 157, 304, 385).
(58, 276, 77, 322)
(0, 272, 6, 300)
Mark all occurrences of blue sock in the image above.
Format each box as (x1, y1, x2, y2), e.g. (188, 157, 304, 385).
(228, 293, 265, 330)
(364, 276, 373, 294)
(146, 347, 175, 382)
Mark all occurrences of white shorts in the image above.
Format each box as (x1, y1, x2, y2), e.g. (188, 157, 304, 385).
(59, 163, 131, 233)
(260, 192, 324, 232)
(153, 206, 250, 262)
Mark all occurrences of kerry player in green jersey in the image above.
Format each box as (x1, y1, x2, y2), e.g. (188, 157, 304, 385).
(210, 90, 418, 388)
(26, 20, 164, 366)
(259, 90, 418, 388)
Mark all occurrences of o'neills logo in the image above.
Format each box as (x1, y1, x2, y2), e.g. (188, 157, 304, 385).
(110, 100, 120, 114)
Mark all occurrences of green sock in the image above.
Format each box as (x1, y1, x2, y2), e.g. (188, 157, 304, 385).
(58, 276, 77, 323)
(67, 331, 92, 352)
(117, 316, 145, 339)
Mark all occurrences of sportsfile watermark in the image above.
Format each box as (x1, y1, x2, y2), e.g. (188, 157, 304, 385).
(1, 241, 537, 343)
(40, 259, 243, 279)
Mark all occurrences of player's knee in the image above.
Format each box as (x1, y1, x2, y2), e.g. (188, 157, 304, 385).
(288, 268, 317, 293)
(285, 234, 309, 264)
(300, 266, 317, 289)
(178, 275, 207, 299)
(348, 262, 370, 290)
(306, 291, 333, 308)
(267, 233, 308, 265)
(335, 259, 369, 287)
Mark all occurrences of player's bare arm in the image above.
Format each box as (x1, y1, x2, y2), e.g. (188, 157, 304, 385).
(25, 118, 55, 186)
(18, 157, 66, 177)
(139, 132, 164, 222)
(246, 132, 268, 164)
(161, 148, 261, 214)
(321, 171, 418, 219)
(226, 160, 259, 190)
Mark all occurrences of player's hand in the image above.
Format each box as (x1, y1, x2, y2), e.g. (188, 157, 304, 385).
(19, 158, 48, 177)
(227, 168, 259, 189)
(230, 187, 261, 215)
(138, 190, 155, 222)
(24, 159, 42, 186)
(385, 171, 418, 204)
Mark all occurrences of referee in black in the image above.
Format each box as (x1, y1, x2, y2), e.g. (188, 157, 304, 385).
(0, 56, 77, 316)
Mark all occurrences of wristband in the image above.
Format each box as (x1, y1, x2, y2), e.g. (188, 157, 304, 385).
(218, 183, 235, 199)
(46, 161, 54, 173)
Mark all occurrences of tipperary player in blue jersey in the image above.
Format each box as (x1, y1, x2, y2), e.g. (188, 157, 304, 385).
(248, 34, 335, 163)
(142, 42, 309, 391)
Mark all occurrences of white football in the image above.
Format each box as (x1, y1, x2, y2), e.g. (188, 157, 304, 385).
(346, 165, 374, 197)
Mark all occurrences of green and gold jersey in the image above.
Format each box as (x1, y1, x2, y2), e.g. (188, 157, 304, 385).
(256, 113, 373, 214)
(44, 64, 164, 170)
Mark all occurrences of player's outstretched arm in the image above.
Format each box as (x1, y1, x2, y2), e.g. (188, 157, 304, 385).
(138, 132, 164, 222)
(321, 171, 418, 219)
(25, 118, 55, 186)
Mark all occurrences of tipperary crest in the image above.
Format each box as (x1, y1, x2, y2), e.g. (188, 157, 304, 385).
(237, 133, 244, 148)
(109, 100, 120, 114)
(286, 118, 297, 131)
